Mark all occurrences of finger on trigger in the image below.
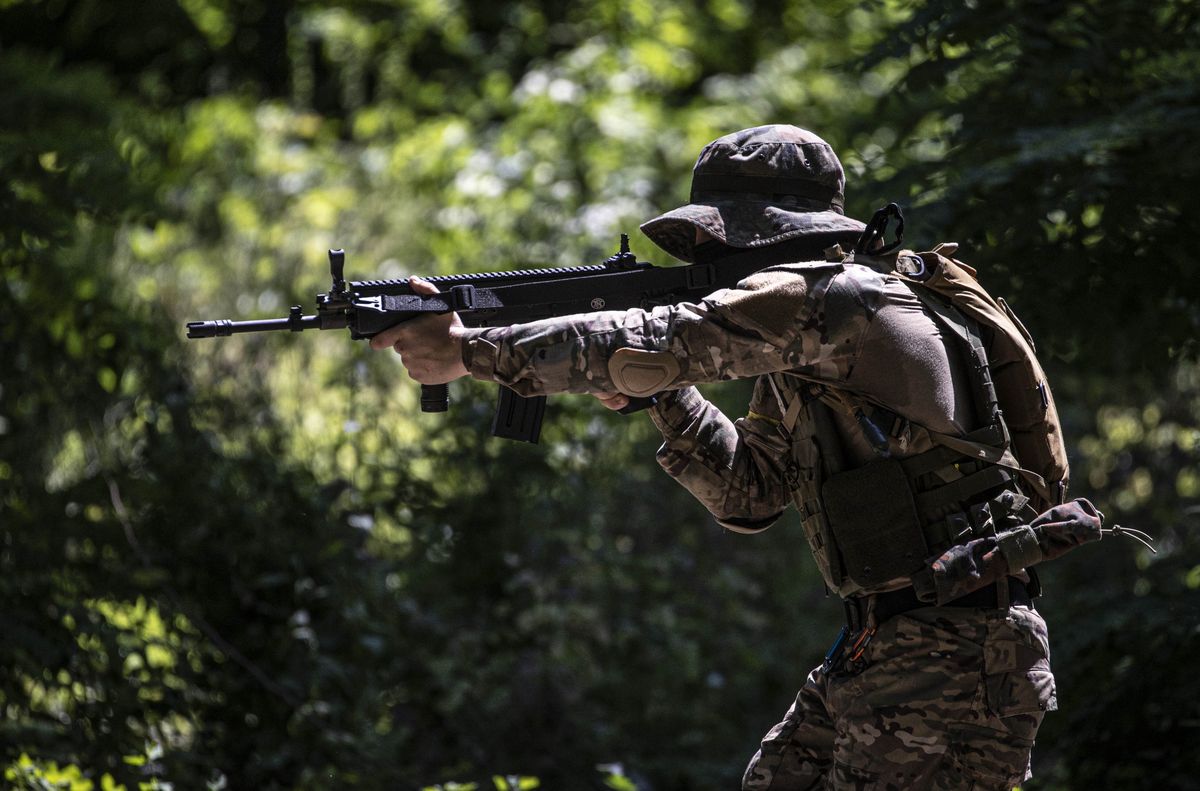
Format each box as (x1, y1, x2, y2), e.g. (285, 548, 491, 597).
(369, 325, 401, 350)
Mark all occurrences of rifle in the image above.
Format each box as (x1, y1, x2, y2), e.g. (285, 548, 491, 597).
(187, 235, 752, 443)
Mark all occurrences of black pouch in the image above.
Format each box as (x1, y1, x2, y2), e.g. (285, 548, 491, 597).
(821, 459, 928, 588)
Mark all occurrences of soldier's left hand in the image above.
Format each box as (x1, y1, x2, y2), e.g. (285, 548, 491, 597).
(369, 277, 469, 385)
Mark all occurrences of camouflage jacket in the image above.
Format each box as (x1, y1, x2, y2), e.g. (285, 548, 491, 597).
(461, 260, 977, 532)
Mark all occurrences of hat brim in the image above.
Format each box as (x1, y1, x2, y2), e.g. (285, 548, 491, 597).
(640, 202, 867, 263)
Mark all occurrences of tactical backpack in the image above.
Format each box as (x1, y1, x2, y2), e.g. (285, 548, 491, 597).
(881, 241, 1070, 512)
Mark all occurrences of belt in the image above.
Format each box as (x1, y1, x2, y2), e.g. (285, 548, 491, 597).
(827, 577, 1035, 676)
(868, 576, 1032, 627)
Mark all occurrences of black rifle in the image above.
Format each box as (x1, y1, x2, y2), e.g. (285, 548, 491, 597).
(187, 235, 773, 443)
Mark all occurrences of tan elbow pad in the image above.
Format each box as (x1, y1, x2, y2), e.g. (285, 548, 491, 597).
(607, 347, 681, 396)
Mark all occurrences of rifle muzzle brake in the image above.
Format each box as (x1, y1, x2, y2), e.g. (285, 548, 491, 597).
(186, 320, 234, 338)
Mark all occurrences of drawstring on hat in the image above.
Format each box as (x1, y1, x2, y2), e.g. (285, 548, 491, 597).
(854, 202, 906, 255)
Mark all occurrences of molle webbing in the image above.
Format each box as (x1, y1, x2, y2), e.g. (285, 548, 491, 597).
(769, 369, 1024, 596)
(915, 467, 1011, 531)
(897, 443, 964, 479)
(771, 368, 1018, 522)
(818, 446, 1017, 590)
(772, 375, 849, 590)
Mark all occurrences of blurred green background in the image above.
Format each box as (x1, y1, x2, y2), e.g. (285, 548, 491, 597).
(2, 0, 1198, 788)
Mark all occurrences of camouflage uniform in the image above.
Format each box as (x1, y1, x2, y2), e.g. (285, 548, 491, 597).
(739, 605, 1053, 790)
(459, 126, 1058, 789)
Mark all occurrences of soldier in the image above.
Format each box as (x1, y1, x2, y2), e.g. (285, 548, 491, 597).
(371, 125, 1089, 789)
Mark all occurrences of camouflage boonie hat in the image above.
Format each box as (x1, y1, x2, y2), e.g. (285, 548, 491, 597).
(640, 125, 866, 262)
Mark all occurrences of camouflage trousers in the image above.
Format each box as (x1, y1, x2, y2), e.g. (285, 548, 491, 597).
(742, 604, 1057, 791)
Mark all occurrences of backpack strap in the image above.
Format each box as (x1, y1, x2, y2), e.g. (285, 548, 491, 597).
(766, 373, 805, 434)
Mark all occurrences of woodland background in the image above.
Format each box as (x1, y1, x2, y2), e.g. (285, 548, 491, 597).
(2, 0, 1198, 788)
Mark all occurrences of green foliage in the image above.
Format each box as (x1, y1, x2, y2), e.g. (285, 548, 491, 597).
(1026, 364, 1200, 788)
(863, 0, 1200, 376)
(6, 753, 102, 791)
(2, 0, 1198, 788)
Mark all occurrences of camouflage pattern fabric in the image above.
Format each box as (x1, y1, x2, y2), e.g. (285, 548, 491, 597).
(927, 499, 1103, 604)
(1024, 498, 1103, 561)
(647, 381, 796, 531)
(742, 606, 1056, 791)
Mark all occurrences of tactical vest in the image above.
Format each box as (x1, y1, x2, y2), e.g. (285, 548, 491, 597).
(775, 244, 1070, 601)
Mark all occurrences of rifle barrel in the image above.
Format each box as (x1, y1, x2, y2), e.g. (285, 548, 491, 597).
(186, 314, 322, 338)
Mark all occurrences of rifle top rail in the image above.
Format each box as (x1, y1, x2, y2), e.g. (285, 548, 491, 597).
(350, 261, 647, 295)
